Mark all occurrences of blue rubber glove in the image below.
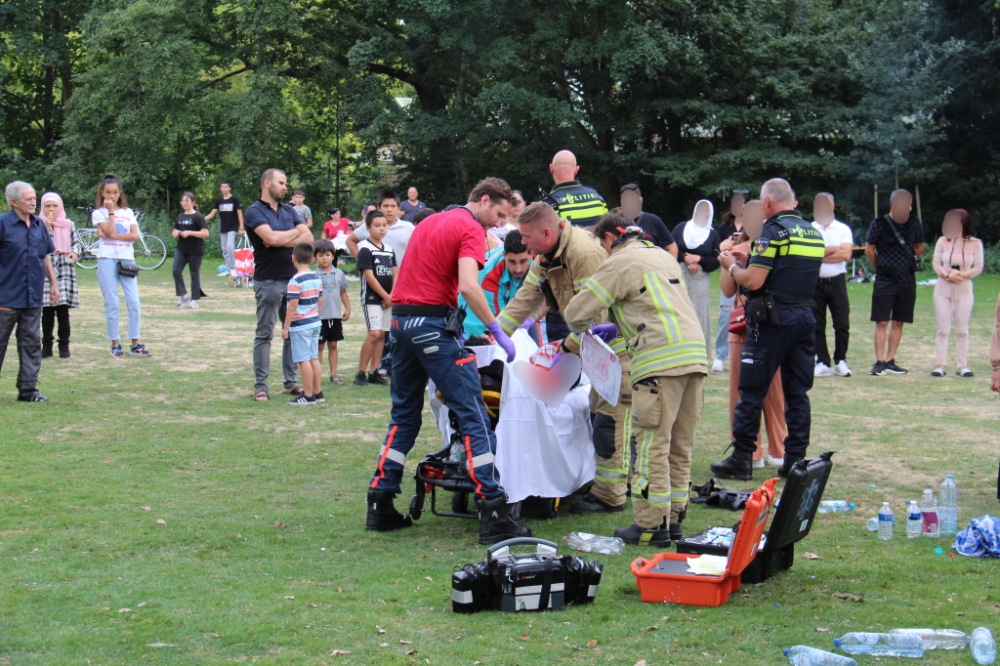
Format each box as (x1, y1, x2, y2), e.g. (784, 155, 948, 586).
(485, 321, 516, 362)
(590, 323, 618, 343)
(518, 317, 536, 330)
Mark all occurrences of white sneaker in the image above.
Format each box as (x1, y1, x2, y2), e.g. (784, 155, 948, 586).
(188, 300, 200, 309)
(176, 294, 191, 308)
(814, 362, 833, 377)
(752, 458, 766, 469)
(833, 360, 852, 377)
(711, 358, 725, 373)
(768, 456, 784, 467)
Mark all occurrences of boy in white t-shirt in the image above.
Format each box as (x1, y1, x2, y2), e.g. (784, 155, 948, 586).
(313, 240, 351, 385)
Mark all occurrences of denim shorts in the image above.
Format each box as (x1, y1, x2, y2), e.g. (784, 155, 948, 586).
(290, 325, 320, 363)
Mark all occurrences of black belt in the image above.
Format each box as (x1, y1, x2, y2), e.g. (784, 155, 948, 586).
(393, 305, 452, 317)
(817, 274, 846, 284)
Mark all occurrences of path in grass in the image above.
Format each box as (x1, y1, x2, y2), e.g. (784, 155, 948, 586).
(1, 266, 998, 665)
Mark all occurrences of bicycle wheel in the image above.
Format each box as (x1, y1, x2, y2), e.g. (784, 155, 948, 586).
(134, 233, 167, 270)
(77, 229, 100, 269)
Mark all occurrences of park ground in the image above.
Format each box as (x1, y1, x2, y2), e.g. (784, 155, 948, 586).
(1, 265, 999, 665)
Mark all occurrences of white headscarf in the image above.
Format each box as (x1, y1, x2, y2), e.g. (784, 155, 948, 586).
(683, 199, 715, 250)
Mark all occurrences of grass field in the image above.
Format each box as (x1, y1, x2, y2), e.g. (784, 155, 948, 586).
(1, 263, 999, 665)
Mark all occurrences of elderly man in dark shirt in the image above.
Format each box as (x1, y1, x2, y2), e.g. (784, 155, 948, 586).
(0, 181, 59, 402)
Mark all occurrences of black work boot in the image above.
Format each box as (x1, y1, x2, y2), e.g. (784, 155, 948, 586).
(41, 341, 53, 358)
(58, 341, 70, 359)
(668, 504, 687, 543)
(569, 492, 625, 514)
(478, 496, 532, 545)
(365, 489, 413, 532)
(710, 447, 754, 480)
(615, 522, 671, 547)
(778, 453, 806, 478)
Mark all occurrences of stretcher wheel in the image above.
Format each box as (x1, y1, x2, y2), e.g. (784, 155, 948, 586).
(409, 494, 422, 521)
(451, 492, 469, 514)
(542, 498, 560, 520)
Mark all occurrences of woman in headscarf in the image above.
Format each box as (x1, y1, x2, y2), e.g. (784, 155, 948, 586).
(673, 199, 721, 344)
(39, 192, 83, 358)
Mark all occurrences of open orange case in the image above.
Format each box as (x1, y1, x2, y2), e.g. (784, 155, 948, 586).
(630, 478, 777, 606)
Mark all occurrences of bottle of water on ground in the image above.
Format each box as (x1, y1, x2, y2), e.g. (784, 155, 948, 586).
(971, 627, 997, 665)
(920, 488, 940, 537)
(784, 645, 858, 666)
(939, 474, 958, 535)
(890, 628, 968, 650)
(834, 632, 924, 657)
(817, 500, 855, 514)
(564, 531, 625, 555)
(906, 501, 922, 539)
(878, 502, 893, 540)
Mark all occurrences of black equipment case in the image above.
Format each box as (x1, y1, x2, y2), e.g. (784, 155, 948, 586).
(676, 451, 835, 584)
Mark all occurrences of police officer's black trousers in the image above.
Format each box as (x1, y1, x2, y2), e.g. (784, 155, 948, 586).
(732, 307, 816, 459)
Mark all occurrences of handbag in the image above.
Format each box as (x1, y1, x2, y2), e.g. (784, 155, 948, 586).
(117, 260, 140, 278)
(727, 306, 746, 335)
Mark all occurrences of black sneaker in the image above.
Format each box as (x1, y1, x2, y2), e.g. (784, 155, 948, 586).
(17, 392, 49, 402)
(869, 360, 887, 376)
(353, 372, 369, 386)
(615, 523, 671, 547)
(569, 492, 625, 514)
(368, 372, 388, 386)
(288, 394, 316, 406)
(314, 391, 326, 403)
(130, 343, 151, 356)
(883, 359, 908, 375)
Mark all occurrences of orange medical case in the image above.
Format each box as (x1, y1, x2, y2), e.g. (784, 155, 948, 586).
(630, 479, 776, 606)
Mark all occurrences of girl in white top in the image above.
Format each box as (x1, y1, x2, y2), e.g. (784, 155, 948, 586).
(93, 174, 150, 358)
(931, 209, 983, 377)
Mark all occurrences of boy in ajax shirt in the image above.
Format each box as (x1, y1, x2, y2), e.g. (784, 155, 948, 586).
(281, 242, 324, 405)
(313, 239, 351, 385)
(354, 210, 396, 386)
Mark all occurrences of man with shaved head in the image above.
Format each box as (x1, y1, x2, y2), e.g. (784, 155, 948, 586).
(543, 150, 608, 229)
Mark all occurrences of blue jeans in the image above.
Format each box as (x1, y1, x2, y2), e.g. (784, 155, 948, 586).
(715, 292, 737, 362)
(732, 307, 816, 458)
(370, 315, 504, 500)
(97, 258, 141, 341)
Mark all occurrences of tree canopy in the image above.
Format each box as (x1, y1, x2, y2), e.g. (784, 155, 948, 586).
(2, 0, 998, 241)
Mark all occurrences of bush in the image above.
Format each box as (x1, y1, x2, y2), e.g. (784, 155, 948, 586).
(983, 242, 1000, 275)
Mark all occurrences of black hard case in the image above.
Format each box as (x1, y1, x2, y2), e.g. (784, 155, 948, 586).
(676, 451, 834, 584)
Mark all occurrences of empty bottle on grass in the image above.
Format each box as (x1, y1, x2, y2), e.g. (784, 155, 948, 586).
(920, 488, 940, 537)
(834, 632, 924, 657)
(565, 532, 624, 555)
(878, 502, 894, 540)
(939, 474, 958, 535)
(971, 627, 997, 664)
(784, 645, 858, 666)
(890, 628, 968, 650)
(817, 500, 855, 514)
(906, 501, 922, 539)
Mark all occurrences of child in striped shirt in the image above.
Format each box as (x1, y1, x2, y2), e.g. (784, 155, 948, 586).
(282, 242, 324, 405)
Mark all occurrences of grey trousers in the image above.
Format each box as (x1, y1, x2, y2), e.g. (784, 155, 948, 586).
(221, 231, 237, 272)
(253, 279, 297, 392)
(0, 307, 43, 395)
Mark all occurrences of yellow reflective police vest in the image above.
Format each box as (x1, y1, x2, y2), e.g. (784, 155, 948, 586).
(544, 180, 608, 228)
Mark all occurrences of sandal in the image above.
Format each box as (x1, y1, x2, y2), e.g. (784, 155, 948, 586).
(330, 375, 345, 386)
(254, 390, 269, 402)
(282, 385, 304, 396)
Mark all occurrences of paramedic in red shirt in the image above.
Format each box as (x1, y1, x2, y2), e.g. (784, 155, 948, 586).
(365, 177, 531, 545)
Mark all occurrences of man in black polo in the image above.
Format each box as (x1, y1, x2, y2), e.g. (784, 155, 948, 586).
(0, 181, 59, 402)
(865, 189, 925, 376)
(245, 168, 314, 401)
(618, 183, 678, 258)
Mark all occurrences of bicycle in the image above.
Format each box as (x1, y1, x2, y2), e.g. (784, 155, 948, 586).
(76, 207, 167, 270)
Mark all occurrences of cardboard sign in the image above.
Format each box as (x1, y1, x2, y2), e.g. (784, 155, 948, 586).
(580, 332, 621, 406)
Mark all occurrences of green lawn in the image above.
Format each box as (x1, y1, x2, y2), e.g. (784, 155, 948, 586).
(1, 265, 999, 665)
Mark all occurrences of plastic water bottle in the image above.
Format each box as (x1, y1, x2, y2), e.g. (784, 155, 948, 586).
(971, 627, 997, 664)
(817, 500, 855, 514)
(833, 632, 924, 657)
(906, 501, 922, 539)
(878, 502, 894, 540)
(890, 628, 968, 650)
(920, 488, 940, 537)
(784, 645, 858, 666)
(939, 474, 958, 535)
(564, 532, 625, 555)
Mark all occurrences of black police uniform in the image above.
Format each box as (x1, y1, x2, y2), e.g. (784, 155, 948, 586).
(712, 210, 824, 479)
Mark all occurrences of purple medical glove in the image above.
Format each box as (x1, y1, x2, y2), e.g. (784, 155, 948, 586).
(590, 323, 618, 343)
(519, 317, 536, 330)
(486, 321, 516, 362)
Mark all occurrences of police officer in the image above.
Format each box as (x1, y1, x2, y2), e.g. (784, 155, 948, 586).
(543, 150, 609, 228)
(365, 177, 532, 545)
(497, 202, 634, 515)
(564, 215, 708, 546)
(711, 179, 825, 480)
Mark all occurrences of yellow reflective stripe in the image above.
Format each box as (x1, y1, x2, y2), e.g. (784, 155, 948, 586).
(647, 491, 672, 504)
(621, 406, 632, 477)
(524, 271, 541, 287)
(756, 246, 778, 258)
(611, 302, 636, 339)
(573, 277, 589, 290)
(634, 429, 654, 493)
(671, 488, 689, 502)
(595, 467, 628, 481)
(583, 278, 613, 308)
(558, 202, 608, 214)
(783, 244, 826, 259)
(608, 337, 628, 355)
(643, 272, 682, 345)
(497, 310, 518, 334)
(566, 331, 581, 348)
(631, 343, 708, 380)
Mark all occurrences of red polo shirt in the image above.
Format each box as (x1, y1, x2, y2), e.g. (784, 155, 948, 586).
(392, 207, 486, 306)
